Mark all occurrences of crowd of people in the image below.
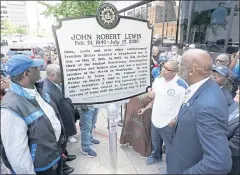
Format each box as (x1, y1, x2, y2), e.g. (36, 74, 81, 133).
(120, 46, 239, 174)
(0, 53, 100, 174)
(0, 42, 239, 174)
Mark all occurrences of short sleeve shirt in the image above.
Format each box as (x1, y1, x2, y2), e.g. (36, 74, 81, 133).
(151, 75, 187, 128)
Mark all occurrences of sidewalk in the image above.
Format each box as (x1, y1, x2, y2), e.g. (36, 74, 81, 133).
(66, 108, 166, 174)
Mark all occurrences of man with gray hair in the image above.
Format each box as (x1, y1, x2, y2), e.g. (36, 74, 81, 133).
(44, 64, 100, 158)
(216, 54, 231, 67)
(44, 64, 76, 175)
(215, 54, 239, 98)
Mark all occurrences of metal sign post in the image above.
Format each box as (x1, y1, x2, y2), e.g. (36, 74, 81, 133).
(107, 103, 118, 174)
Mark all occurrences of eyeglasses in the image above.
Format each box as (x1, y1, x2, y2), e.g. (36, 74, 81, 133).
(216, 59, 228, 64)
(28, 67, 40, 71)
(163, 65, 174, 72)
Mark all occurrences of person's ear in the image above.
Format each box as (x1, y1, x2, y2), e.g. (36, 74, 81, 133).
(24, 70, 29, 76)
(188, 66, 196, 76)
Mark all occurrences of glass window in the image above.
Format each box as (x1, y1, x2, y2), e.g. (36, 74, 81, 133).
(134, 4, 147, 20)
(179, 0, 239, 53)
(148, 1, 179, 47)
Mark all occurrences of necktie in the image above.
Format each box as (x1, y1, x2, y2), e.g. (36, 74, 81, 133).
(182, 88, 191, 107)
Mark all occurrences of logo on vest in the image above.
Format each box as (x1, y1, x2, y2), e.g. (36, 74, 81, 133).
(167, 89, 175, 96)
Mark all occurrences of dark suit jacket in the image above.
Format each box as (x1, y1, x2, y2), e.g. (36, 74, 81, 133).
(43, 78, 77, 137)
(222, 86, 234, 106)
(167, 79, 232, 174)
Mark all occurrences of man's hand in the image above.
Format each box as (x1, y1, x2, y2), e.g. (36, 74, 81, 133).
(168, 118, 176, 127)
(138, 108, 146, 115)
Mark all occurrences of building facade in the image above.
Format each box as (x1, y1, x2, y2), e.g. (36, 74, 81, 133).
(1, 1, 9, 21)
(2, 1, 29, 27)
(147, 1, 178, 40)
(113, 0, 239, 53)
(180, 0, 239, 53)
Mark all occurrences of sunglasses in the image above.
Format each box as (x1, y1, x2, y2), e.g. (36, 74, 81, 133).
(163, 65, 174, 72)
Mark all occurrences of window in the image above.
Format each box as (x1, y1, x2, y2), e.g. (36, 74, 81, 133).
(179, 0, 239, 53)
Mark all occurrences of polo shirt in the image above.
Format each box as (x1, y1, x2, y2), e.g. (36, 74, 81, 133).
(151, 75, 187, 128)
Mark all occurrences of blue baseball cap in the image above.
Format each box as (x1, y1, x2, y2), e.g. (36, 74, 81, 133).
(5, 54, 44, 77)
(212, 65, 229, 76)
(158, 56, 168, 64)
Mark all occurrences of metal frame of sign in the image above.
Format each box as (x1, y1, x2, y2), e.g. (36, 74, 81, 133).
(52, 15, 153, 105)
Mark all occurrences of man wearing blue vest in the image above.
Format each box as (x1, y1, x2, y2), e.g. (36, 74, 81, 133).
(1, 55, 66, 174)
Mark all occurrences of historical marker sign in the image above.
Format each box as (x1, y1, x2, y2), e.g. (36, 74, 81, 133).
(52, 3, 153, 104)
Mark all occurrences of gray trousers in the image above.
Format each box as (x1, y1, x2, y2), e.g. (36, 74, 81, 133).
(151, 123, 174, 159)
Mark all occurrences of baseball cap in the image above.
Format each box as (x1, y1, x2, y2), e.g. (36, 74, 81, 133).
(5, 54, 44, 77)
(212, 65, 229, 76)
(158, 54, 168, 63)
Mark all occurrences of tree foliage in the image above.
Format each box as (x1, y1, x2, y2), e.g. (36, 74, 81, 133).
(1, 19, 28, 35)
(38, 1, 102, 19)
(15, 26, 28, 35)
(1, 19, 15, 35)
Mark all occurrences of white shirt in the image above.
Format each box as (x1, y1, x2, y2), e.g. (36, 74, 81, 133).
(167, 52, 181, 62)
(151, 75, 187, 128)
(183, 77, 210, 104)
(51, 80, 62, 91)
(23, 87, 61, 141)
(1, 87, 61, 174)
(229, 108, 239, 121)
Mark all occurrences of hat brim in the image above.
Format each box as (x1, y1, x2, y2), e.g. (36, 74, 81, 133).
(212, 67, 226, 76)
(31, 59, 44, 67)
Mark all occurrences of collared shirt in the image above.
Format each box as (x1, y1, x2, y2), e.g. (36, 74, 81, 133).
(50, 80, 62, 91)
(1, 87, 61, 174)
(229, 107, 239, 121)
(151, 75, 187, 128)
(183, 77, 210, 104)
(22, 87, 61, 141)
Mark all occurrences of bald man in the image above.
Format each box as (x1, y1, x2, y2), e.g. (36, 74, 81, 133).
(167, 49, 232, 174)
(138, 61, 187, 167)
(216, 54, 231, 67)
